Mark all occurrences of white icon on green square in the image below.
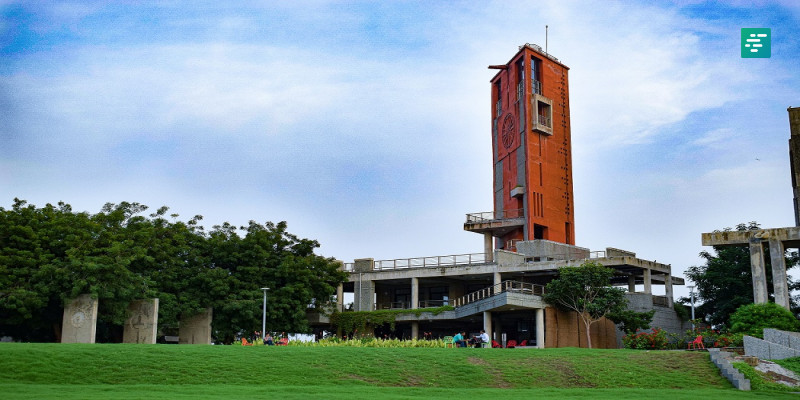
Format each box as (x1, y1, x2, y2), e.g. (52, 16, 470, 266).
(741, 28, 771, 58)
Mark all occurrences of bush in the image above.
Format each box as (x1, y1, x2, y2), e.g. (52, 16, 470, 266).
(729, 303, 800, 338)
(623, 328, 669, 350)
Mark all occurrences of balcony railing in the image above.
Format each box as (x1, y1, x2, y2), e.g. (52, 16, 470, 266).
(418, 299, 449, 308)
(532, 79, 541, 95)
(373, 253, 488, 270)
(453, 280, 545, 308)
(465, 208, 524, 223)
(536, 114, 551, 128)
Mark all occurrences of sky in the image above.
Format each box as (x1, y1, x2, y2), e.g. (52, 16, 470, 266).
(2, 0, 800, 301)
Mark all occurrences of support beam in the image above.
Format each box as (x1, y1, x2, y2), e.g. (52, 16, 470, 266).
(484, 233, 494, 262)
(664, 273, 673, 308)
(336, 284, 344, 311)
(749, 239, 769, 304)
(643, 268, 652, 294)
(535, 308, 545, 349)
(493, 272, 502, 286)
(411, 321, 419, 339)
(411, 277, 419, 309)
(769, 238, 791, 309)
(483, 311, 492, 344)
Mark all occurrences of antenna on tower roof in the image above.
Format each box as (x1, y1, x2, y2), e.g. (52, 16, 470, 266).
(546, 25, 549, 54)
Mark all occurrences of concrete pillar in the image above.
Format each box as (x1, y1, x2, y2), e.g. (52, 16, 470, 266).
(484, 233, 494, 262)
(336, 284, 344, 311)
(769, 238, 791, 310)
(664, 273, 673, 308)
(483, 311, 492, 342)
(411, 277, 419, 309)
(535, 308, 545, 349)
(627, 276, 636, 293)
(411, 321, 419, 339)
(355, 276, 375, 311)
(749, 239, 769, 304)
(643, 268, 652, 294)
(493, 272, 502, 286)
(123, 298, 159, 344)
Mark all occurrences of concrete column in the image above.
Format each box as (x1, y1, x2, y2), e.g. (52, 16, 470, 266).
(535, 308, 545, 349)
(411, 321, 419, 339)
(483, 311, 492, 343)
(336, 284, 344, 311)
(493, 272, 502, 286)
(355, 276, 375, 311)
(627, 276, 636, 293)
(411, 277, 419, 309)
(484, 233, 494, 262)
(769, 238, 791, 310)
(749, 239, 769, 304)
(643, 268, 652, 294)
(664, 273, 673, 308)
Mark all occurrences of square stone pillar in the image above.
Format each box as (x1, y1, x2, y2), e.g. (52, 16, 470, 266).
(749, 239, 769, 304)
(355, 276, 375, 311)
(411, 321, 419, 339)
(664, 273, 673, 308)
(493, 272, 502, 286)
(484, 233, 494, 262)
(61, 294, 98, 343)
(535, 308, 545, 349)
(627, 276, 636, 293)
(483, 311, 492, 342)
(179, 307, 213, 344)
(769, 238, 791, 309)
(411, 277, 419, 309)
(643, 268, 652, 294)
(336, 284, 344, 312)
(123, 298, 159, 344)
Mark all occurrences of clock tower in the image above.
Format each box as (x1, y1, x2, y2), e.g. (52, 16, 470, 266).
(465, 44, 575, 252)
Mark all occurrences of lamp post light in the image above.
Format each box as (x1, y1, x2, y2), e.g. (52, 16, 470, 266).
(687, 285, 696, 330)
(261, 287, 270, 340)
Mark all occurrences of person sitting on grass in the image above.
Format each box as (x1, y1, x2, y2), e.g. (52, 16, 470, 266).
(264, 333, 274, 346)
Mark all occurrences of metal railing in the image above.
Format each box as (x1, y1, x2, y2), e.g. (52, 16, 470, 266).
(343, 263, 354, 271)
(532, 79, 542, 95)
(375, 301, 411, 310)
(453, 280, 545, 308)
(418, 299, 449, 308)
(517, 81, 524, 100)
(465, 208, 524, 223)
(536, 114, 551, 128)
(373, 253, 489, 270)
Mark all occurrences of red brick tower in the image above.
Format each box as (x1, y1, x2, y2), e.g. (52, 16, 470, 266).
(465, 44, 575, 252)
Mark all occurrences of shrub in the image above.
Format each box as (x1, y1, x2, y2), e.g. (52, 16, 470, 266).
(729, 303, 800, 338)
(622, 328, 669, 350)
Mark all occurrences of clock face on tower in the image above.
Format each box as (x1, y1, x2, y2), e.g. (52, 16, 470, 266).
(502, 113, 515, 148)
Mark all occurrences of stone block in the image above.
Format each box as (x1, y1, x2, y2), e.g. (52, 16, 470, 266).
(61, 294, 98, 343)
(769, 342, 800, 360)
(744, 335, 771, 359)
(123, 298, 159, 344)
(179, 307, 213, 345)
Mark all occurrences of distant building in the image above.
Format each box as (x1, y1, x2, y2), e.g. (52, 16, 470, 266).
(310, 45, 685, 348)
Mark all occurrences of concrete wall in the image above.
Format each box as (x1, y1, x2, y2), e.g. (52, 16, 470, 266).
(515, 240, 589, 260)
(179, 308, 212, 345)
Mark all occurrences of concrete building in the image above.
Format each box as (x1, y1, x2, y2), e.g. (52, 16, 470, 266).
(309, 45, 685, 348)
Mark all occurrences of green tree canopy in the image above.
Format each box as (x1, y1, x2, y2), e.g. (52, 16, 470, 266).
(0, 198, 347, 343)
(543, 261, 628, 348)
(685, 222, 799, 328)
(729, 302, 800, 338)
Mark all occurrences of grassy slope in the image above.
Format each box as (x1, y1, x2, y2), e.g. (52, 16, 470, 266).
(0, 344, 794, 399)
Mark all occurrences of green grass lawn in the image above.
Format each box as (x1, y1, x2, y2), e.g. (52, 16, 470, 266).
(0, 343, 795, 399)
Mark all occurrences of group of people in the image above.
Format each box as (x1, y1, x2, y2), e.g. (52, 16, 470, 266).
(452, 330, 490, 348)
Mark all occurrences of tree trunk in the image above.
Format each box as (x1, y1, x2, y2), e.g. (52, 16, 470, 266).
(583, 316, 593, 349)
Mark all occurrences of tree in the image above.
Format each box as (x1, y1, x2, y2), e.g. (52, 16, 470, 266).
(0, 199, 347, 343)
(543, 261, 628, 348)
(729, 302, 800, 338)
(685, 222, 800, 328)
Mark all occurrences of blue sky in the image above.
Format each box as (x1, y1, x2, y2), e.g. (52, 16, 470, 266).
(2, 1, 799, 300)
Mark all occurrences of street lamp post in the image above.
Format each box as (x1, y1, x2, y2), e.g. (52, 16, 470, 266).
(687, 285, 696, 330)
(261, 287, 270, 340)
